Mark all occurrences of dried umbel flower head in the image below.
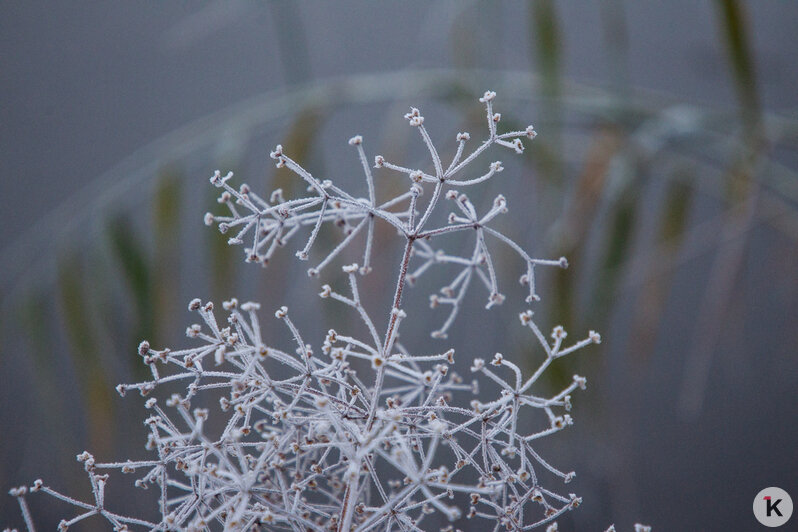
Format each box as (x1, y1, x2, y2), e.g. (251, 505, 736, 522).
(7, 92, 644, 531)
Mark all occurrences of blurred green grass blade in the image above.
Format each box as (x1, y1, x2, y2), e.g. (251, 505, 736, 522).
(716, 0, 762, 204)
(680, 1, 764, 408)
(19, 290, 70, 441)
(152, 167, 183, 343)
(59, 256, 98, 363)
(552, 129, 624, 326)
(531, 0, 561, 99)
(528, 0, 564, 184)
(543, 263, 578, 388)
(272, 106, 327, 198)
(20, 291, 58, 407)
(627, 175, 695, 363)
(715, 0, 760, 119)
(601, 189, 637, 282)
(108, 215, 151, 307)
(58, 254, 114, 457)
(659, 177, 693, 243)
(591, 183, 640, 325)
(154, 168, 182, 243)
(108, 214, 153, 346)
(20, 290, 51, 355)
(543, 130, 622, 388)
(20, 289, 80, 481)
(562, 129, 625, 251)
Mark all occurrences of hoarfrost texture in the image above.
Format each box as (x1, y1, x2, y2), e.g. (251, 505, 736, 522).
(7, 92, 648, 531)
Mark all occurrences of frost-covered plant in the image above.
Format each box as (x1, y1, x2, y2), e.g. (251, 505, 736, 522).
(7, 92, 636, 531)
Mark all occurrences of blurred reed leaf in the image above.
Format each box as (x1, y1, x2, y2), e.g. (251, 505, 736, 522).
(530, 0, 561, 101)
(152, 168, 183, 345)
(560, 128, 625, 253)
(544, 129, 624, 388)
(716, 0, 762, 205)
(153, 169, 182, 245)
(529, 0, 564, 185)
(20, 291, 59, 416)
(107, 214, 154, 350)
(58, 254, 114, 457)
(627, 174, 695, 364)
(272, 105, 327, 197)
(19, 289, 79, 483)
(716, 0, 760, 120)
(591, 180, 640, 326)
(659, 177, 694, 243)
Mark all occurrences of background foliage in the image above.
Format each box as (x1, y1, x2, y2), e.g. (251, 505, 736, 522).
(2, 2, 797, 529)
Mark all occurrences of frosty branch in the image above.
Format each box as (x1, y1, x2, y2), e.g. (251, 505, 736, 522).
(5, 91, 647, 532)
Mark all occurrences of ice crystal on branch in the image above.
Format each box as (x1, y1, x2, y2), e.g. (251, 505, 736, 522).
(8, 92, 630, 531)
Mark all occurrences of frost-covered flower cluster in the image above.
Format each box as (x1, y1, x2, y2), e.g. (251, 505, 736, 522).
(7, 92, 647, 531)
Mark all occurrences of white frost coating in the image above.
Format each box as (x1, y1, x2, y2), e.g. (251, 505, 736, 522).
(8, 92, 626, 531)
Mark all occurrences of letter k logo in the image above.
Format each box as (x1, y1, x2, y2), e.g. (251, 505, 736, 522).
(754, 487, 792, 526)
(765, 496, 783, 517)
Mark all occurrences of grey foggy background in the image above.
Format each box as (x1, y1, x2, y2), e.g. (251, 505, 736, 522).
(2, 2, 798, 530)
